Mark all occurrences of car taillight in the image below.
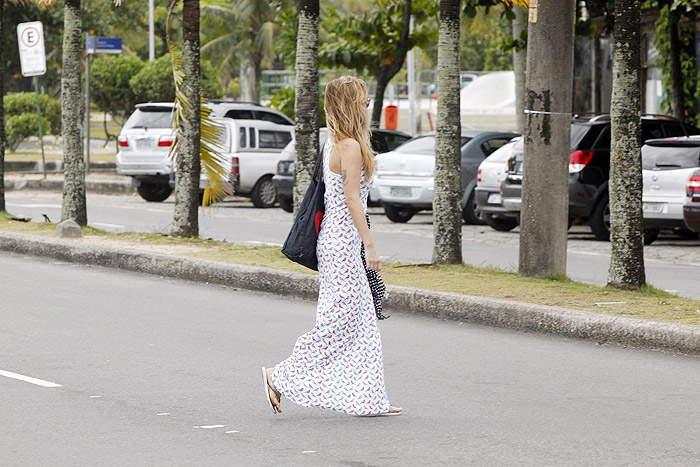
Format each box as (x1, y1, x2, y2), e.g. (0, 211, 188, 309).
(158, 136, 174, 147)
(477, 168, 482, 183)
(569, 150, 593, 172)
(687, 174, 700, 198)
(231, 157, 240, 177)
(117, 135, 128, 147)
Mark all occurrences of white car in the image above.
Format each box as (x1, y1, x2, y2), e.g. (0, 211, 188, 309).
(474, 138, 520, 231)
(117, 102, 292, 202)
(193, 118, 293, 208)
(642, 138, 700, 242)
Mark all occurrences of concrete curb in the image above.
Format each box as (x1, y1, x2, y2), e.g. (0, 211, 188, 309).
(5, 159, 116, 173)
(5, 175, 133, 194)
(1, 230, 699, 357)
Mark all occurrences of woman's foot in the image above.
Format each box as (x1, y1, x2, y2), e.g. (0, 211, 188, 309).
(264, 367, 282, 413)
(388, 405, 402, 414)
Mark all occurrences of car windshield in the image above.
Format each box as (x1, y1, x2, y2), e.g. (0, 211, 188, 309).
(124, 107, 174, 129)
(642, 145, 700, 170)
(394, 135, 471, 155)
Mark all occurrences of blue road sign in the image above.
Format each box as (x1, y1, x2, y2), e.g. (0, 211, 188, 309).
(86, 36, 122, 55)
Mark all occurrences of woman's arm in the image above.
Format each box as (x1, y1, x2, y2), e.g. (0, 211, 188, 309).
(334, 138, 381, 271)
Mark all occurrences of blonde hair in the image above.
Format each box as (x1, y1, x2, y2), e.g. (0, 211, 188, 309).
(324, 76, 376, 178)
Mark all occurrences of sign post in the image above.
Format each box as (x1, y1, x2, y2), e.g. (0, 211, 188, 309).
(85, 35, 122, 172)
(17, 21, 47, 179)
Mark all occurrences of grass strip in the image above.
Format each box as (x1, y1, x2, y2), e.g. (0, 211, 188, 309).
(2, 213, 699, 326)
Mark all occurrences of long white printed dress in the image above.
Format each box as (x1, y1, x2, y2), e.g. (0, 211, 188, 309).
(271, 139, 391, 416)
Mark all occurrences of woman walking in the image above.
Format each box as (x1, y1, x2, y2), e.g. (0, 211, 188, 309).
(262, 76, 402, 416)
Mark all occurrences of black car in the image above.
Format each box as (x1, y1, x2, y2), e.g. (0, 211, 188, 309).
(501, 114, 700, 240)
(273, 128, 411, 212)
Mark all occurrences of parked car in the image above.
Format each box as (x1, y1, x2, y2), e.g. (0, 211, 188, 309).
(642, 138, 700, 242)
(371, 130, 518, 223)
(683, 169, 700, 233)
(117, 101, 292, 202)
(172, 118, 293, 207)
(501, 114, 700, 240)
(474, 138, 520, 231)
(273, 128, 411, 213)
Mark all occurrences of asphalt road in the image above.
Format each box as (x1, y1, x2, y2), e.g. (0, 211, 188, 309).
(5, 191, 700, 299)
(1, 252, 699, 466)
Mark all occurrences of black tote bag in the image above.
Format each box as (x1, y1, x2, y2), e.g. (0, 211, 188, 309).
(281, 151, 326, 271)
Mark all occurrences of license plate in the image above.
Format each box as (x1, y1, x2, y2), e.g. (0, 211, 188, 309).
(487, 193, 502, 204)
(390, 186, 412, 197)
(135, 138, 154, 150)
(643, 202, 665, 213)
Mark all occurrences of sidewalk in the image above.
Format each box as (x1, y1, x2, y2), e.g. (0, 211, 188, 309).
(5, 173, 133, 194)
(0, 228, 698, 357)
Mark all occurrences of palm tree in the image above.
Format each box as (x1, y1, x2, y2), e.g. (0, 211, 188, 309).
(607, 0, 645, 289)
(518, 0, 576, 278)
(432, 0, 462, 264)
(291, 0, 319, 213)
(60, 0, 87, 225)
(201, 0, 278, 103)
(511, 5, 527, 134)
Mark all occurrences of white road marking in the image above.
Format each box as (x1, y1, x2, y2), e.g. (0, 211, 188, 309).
(157, 412, 170, 416)
(5, 202, 62, 209)
(89, 395, 102, 398)
(301, 451, 316, 454)
(0, 369, 62, 388)
(195, 425, 225, 429)
(225, 430, 240, 434)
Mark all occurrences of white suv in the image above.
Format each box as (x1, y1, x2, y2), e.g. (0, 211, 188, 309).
(116, 102, 292, 202)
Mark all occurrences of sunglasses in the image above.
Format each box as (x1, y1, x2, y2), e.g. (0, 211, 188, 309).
(366, 99, 371, 108)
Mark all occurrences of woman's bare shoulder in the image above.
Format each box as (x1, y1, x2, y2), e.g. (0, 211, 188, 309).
(335, 138, 361, 161)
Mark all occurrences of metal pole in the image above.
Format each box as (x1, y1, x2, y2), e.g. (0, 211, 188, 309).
(33, 76, 46, 180)
(85, 32, 90, 173)
(407, 16, 416, 136)
(148, 0, 155, 61)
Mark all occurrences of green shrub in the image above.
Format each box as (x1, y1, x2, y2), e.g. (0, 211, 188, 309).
(90, 55, 145, 122)
(129, 54, 223, 104)
(226, 78, 241, 99)
(6, 113, 51, 151)
(3, 92, 61, 134)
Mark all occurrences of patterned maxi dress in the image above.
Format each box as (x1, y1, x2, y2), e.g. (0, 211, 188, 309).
(271, 139, 391, 416)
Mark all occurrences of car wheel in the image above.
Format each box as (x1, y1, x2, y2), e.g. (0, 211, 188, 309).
(251, 176, 277, 208)
(589, 194, 610, 241)
(137, 182, 173, 202)
(483, 214, 518, 232)
(384, 204, 415, 223)
(676, 228, 699, 240)
(644, 229, 660, 245)
(278, 196, 294, 213)
(462, 190, 486, 225)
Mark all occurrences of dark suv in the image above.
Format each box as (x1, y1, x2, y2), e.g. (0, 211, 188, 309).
(501, 114, 700, 240)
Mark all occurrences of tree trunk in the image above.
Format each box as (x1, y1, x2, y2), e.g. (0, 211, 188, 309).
(512, 6, 527, 134)
(371, 75, 389, 128)
(0, 0, 5, 213)
(668, 8, 685, 122)
(252, 57, 262, 104)
(607, 0, 645, 289)
(172, 0, 201, 237)
(291, 0, 319, 213)
(369, 0, 412, 129)
(432, 0, 462, 265)
(60, 0, 87, 226)
(518, 0, 575, 278)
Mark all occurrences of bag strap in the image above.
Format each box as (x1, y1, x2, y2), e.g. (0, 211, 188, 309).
(312, 140, 326, 183)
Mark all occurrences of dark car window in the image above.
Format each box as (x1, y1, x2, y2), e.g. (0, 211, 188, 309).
(370, 134, 388, 154)
(663, 122, 687, 138)
(249, 127, 256, 148)
(642, 122, 665, 142)
(259, 130, 292, 149)
(383, 133, 411, 152)
(592, 126, 610, 149)
(394, 135, 471, 155)
(571, 123, 603, 150)
(642, 145, 700, 170)
(255, 110, 291, 125)
(239, 127, 247, 148)
(481, 138, 510, 157)
(683, 123, 700, 135)
(124, 107, 174, 129)
(225, 109, 255, 120)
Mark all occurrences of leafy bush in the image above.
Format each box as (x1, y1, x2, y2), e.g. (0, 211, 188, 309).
(6, 113, 51, 151)
(90, 55, 145, 123)
(269, 87, 326, 126)
(129, 54, 223, 104)
(3, 92, 60, 151)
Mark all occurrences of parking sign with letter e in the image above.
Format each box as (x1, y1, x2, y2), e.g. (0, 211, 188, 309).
(17, 21, 47, 77)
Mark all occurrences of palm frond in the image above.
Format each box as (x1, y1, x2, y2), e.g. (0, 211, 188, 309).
(166, 0, 229, 208)
(501, 0, 529, 8)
